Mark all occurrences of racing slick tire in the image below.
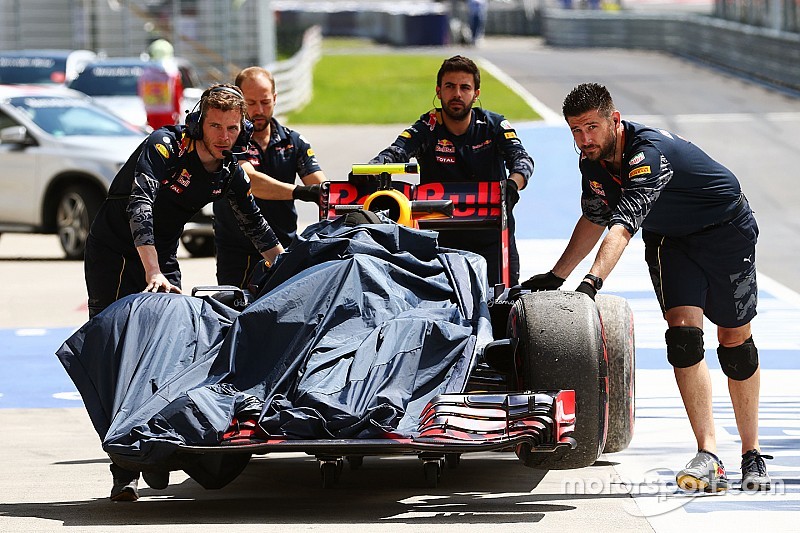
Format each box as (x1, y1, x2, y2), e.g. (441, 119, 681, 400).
(56, 184, 103, 260)
(509, 291, 608, 470)
(596, 294, 636, 454)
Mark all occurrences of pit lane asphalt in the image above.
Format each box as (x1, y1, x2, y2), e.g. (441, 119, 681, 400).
(2, 35, 800, 532)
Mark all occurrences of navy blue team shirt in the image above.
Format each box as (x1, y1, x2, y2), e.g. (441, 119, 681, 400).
(580, 120, 743, 236)
(93, 125, 277, 258)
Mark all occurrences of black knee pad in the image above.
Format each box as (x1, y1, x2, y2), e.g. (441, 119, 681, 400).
(665, 326, 705, 368)
(717, 336, 759, 381)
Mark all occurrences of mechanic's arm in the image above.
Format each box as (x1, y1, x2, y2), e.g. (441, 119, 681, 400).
(497, 120, 533, 190)
(127, 132, 178, 292)
(227, 163, 284, 262)
(301, 170, 326, 185)
(136, 244, 181, 293)
(241, 160, 296, 200)
(584, 224, 632, 282)
(550, 215, 607, 280)
(260, 243, 284, 268)
(370, 116, 430, 164)
(508, 172, 526, 191)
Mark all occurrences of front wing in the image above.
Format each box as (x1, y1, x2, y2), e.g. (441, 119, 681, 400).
(175, 390, 576, 457)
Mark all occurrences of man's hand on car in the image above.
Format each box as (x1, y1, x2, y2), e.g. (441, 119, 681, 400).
(292, 184, 321, 204)
(506, 178, 520, 209)
(520, 271, 565, 291)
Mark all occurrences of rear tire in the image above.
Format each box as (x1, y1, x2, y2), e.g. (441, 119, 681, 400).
(509, 291, 608, 469)
(56, 184, 103, 260)
(596, 294, 636, 453)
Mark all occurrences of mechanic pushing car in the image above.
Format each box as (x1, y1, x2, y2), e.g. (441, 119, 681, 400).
(369, 55, 533, 286)
(84, 84, 284, 499)
(213, 66, 327, 288)
(521, 82, 771, 492)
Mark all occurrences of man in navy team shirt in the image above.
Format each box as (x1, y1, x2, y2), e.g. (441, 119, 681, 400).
(522, 82, 771, 493)
(213, 66, 326, 288)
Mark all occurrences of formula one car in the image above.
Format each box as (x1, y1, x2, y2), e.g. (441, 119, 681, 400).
(57, 164, 634, 491)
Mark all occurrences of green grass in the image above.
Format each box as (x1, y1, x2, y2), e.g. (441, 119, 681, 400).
(286, 54, 542, 124)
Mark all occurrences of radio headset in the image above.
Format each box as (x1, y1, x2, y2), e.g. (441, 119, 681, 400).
(184, 85, 252, 150)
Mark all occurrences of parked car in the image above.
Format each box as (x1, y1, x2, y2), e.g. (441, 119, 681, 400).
(0, 49, 97, 85)
(0, 84, 145, 259)
(68, 57, 203, 129)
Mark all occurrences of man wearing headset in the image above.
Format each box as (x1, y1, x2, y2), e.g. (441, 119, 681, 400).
(84, 84, 283, 500)
(369, 55, 533, 287)
(213, 66, 326, 287)
(521, 83, 770, 493)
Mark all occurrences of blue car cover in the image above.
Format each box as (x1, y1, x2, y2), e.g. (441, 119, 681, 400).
(57, 216, 493, 481)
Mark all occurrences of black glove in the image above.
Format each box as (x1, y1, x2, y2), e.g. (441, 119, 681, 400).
(506, 178, 520, 209)
(292, 184, 321, 204)
(575, 281, 597, 300)
(348, 171, 378, 186)
(520, 271, 565, 291)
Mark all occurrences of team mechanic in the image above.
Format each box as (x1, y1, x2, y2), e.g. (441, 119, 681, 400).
(213, 66, 326, 287)
(84, 84, 284, 500)
(521, 83, 771, 492)
(369, 55, 533, 286)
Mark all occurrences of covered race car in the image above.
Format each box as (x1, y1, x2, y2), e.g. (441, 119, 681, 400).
(56, 166, 634, 490)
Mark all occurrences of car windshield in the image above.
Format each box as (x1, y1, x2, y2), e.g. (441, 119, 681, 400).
(68, 65, 144, 96)
(9, 95, 143, 137)
(0, 56, 67, 84)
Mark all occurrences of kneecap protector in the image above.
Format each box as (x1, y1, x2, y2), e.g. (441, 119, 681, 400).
(665, 326, 705, 368)
(717, 336, 759, 381)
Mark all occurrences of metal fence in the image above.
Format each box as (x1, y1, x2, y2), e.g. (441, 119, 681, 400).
(0, 0, 275, 84)
(714, 0, 800, 33)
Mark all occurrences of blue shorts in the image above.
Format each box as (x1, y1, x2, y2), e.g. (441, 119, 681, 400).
(642, 203, 758, 328)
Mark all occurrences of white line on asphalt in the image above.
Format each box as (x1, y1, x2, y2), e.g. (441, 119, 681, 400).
(477, 58, 564, 124)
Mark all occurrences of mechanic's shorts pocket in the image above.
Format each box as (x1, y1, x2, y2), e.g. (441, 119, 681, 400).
(729, 211, 759, 246)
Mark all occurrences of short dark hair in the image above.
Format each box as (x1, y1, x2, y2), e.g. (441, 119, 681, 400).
(562, 83, 615, 120)
(437, 55, 480, 90)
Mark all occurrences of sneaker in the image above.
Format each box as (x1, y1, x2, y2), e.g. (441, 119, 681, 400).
(741, 449, 772, 491)
(110, 476, 139, 501)
(142, 470, 170, 490)
(676, 449, 729, 492)
(109, 464, 140, 501)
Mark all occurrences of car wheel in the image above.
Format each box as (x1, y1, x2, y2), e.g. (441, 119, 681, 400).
(509, 291, 608, 470)
(596, 294, 635, 454)
(181, 234, 215, 257)
(56, 184, 103, 260)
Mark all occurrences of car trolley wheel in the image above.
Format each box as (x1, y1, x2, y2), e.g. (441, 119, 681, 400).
(423, 460, 441, 488)
(346, 455, 364, 470)
(445, 453, 461, 469)
(509, 291, 608, 470)
(319, 458, 343, 489)
(596, 294, 636, 454)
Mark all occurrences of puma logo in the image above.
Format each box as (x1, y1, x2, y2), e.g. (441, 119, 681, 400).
(743, 255, 752, 263)
(676, 344, 687, 352)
